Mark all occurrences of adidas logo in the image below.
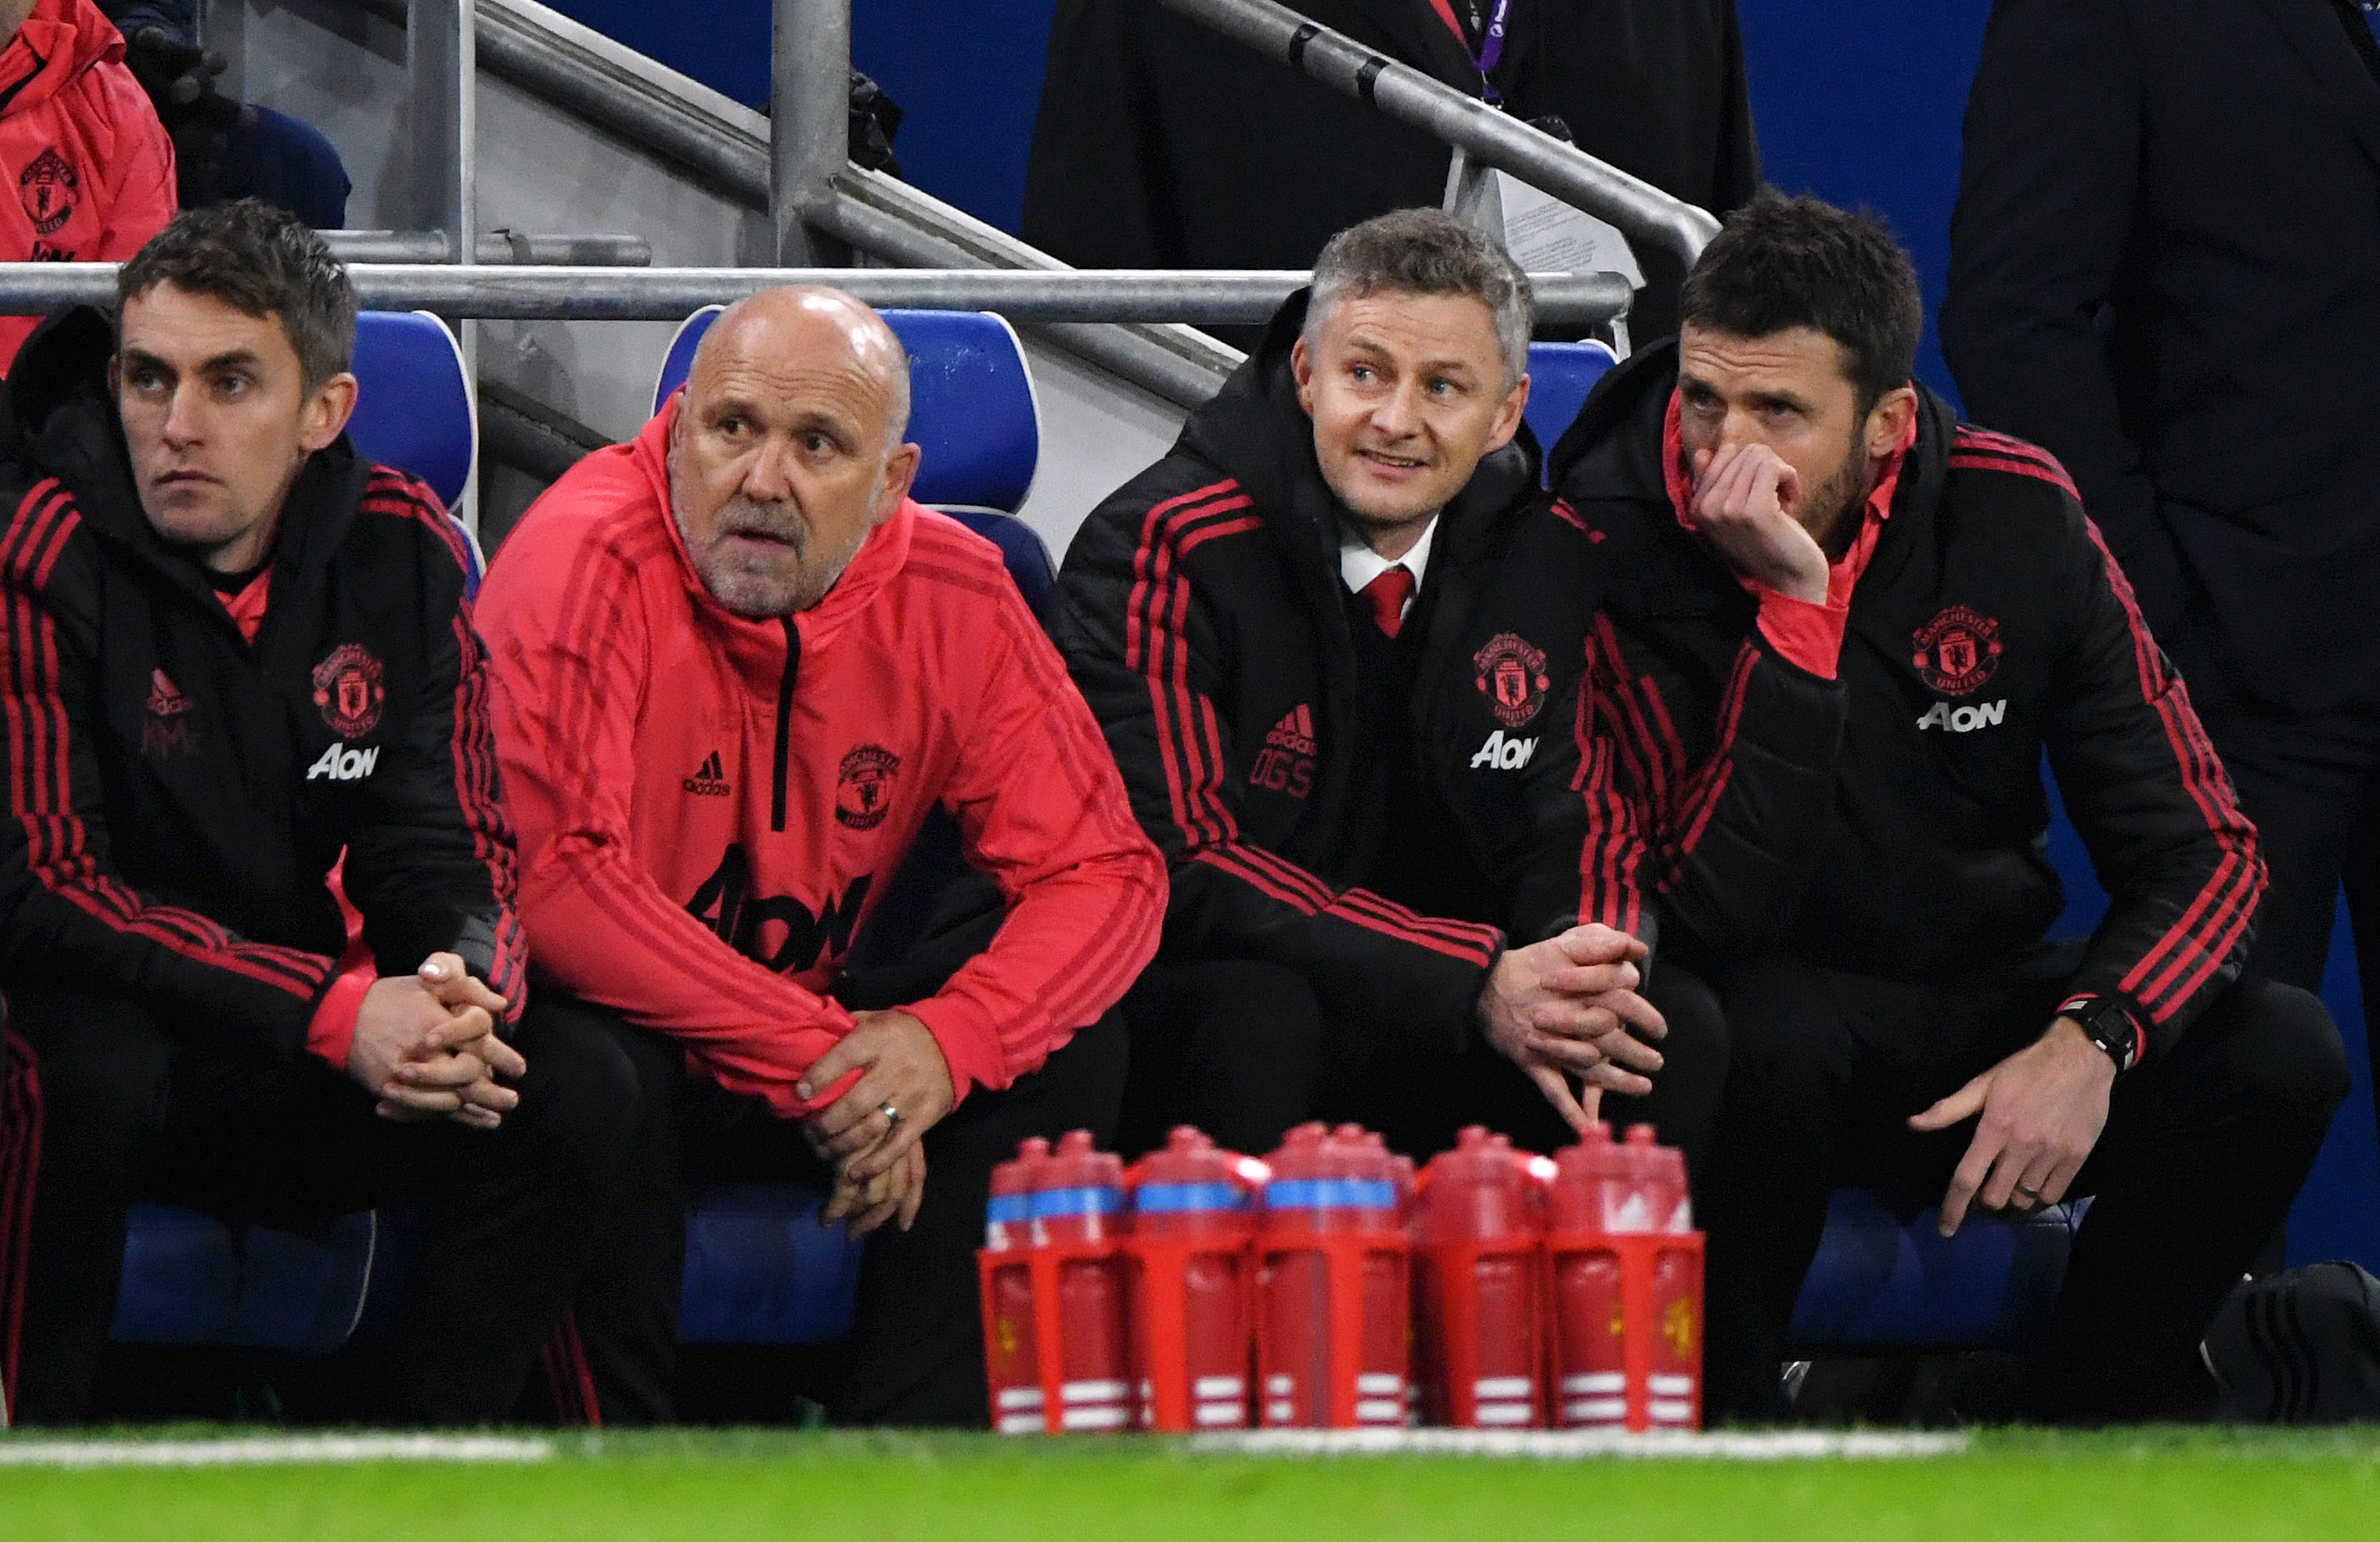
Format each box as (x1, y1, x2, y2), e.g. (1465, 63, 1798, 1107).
(1265, 704, 1317, 758)
(147, 668, 191, 718)
(683, 750, 731, 797)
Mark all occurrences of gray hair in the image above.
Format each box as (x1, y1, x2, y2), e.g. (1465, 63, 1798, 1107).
(1305, 208, 1534, 384)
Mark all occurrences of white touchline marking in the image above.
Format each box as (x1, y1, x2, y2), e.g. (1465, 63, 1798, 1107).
(1190, 1429, 1968, 1461)
(0, 1435, 553, 1468)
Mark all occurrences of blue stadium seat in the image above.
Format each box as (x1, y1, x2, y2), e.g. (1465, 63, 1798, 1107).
(1789, 1191, 2081, 1352)
(109, 1205, 380, 1356)
(1524, 339, 1619, 485)
(347, 309, 486, 591)
(654, 305, 1043, 516)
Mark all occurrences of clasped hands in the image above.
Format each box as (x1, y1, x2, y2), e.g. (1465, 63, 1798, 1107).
(350, 950, 521, 1130)
(797, 1009, 956, 1238)
(1478, 923, 1668, 1134)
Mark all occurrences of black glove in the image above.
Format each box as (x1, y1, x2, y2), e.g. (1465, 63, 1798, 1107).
(118, 25, 249, 207)
(848, 69, 904, 178)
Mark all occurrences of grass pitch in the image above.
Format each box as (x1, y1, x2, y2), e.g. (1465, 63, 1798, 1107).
(2, 1425, 2375, 1541)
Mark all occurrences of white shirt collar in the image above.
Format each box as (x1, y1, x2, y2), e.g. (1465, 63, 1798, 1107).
(1338, 516, 1438, 619)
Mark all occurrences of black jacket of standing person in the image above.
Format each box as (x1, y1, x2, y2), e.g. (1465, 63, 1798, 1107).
(1023, 0, 1761, 339)
(1940, 0, 2380, 718)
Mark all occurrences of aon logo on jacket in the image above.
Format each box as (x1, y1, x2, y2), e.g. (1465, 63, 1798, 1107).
(306, 744, 382, 781)
(1915, 699, 2006, 734)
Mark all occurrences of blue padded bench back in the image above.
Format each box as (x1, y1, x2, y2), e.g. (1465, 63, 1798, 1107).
(1524, 339, 1619, 487)
(654, 305, 1042, 515)
(1789, 1189, 2081, 1352)
(348, 311, 475, 512)
(678, 1182, 867, 1344)
(109, 1203, 379, 1356)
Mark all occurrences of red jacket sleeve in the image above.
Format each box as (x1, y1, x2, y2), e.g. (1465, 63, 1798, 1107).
(89, 62, 176, 261)
(482, 524, 857, 1118)
(902, 567, 1164, 1098)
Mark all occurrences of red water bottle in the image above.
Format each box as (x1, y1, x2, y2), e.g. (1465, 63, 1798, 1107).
(1412, 1127, 1546, 1428)
(1123, 1127, 1264, 1431)
(1630, 1126, 1704, 1430)
(978, 1136, 1050, 1434)
(1255, 1122, 1410, 1427)
(1545, 1122, 1630, 1429)
(1035, 1130, 1133, 1433)
(1544, 1123, 1705, 1431)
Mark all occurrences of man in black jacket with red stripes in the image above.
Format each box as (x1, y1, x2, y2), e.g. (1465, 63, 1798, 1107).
(0, 203, 634, 1424)
(1054, 209, 1726, 1168)
(1550, 191, 2349, 1422)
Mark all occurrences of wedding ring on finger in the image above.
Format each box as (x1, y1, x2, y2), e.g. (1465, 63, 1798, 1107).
(880, 1099, 900, 1130)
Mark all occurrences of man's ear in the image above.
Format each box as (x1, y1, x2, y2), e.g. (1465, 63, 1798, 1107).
(1484, 372, 1533, 455)
(106, 354, 121, 396)
(1290, 334, 1316, 416)
(298, 370, 359, 454)
(1865, 384, 1918, 461)
(873, 440, 922, 525)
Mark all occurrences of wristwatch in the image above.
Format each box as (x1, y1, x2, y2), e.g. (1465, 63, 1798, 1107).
(2059, 994, 2142, 1075)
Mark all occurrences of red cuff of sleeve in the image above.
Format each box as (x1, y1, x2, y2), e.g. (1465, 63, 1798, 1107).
(1753, 585, 1852, 679)
(907, 994, 1007, 1107)
(305, 964, 376, 1071)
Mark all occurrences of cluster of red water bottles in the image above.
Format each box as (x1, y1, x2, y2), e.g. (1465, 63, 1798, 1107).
(976, 1119, 1703, 1436)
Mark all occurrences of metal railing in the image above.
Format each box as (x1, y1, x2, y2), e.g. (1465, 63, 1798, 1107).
(319, 231, 652, 265)
(0, 263, 1631, 324)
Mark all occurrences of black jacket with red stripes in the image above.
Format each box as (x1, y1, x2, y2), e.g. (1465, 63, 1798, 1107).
(1050, 293, 1606, 1058)
(1548, 341, 2263, 1063)
(0, 307, 523, 1063)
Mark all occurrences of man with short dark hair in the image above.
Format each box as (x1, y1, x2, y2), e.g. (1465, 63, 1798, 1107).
(0, 201, 634, 1424)
(1055, 207, 1726, 1168)
(1550, 190, 2350, 1422)
(476, 286, 1163, 1425)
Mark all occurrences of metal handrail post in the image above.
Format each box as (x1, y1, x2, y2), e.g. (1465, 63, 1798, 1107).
(409, 0, 480, 528)
(1151, 0, 1722, 267)
(773, 0, 850, 266)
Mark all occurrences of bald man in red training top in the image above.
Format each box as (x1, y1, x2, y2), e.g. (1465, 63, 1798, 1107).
(474, 286, 1165, 1426)
(0, 0, 176, 371)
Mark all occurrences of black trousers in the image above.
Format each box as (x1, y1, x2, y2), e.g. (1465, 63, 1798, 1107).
(562, 997, 1129, 1428)
(2, 986, 639, 1425)
(1699, 943, 2348, 1425)
(1117, 957, 1730, 1182)
(2182, 678, 2380, 1137)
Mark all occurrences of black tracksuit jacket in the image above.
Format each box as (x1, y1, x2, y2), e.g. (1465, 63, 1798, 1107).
(1052, 293, 1607, 1059)
(0, 308, 524, 1062)
(1548, 342, 2263, 1063)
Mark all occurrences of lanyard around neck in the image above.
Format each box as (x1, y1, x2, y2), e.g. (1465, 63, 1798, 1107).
(1424, 0, 1511, 103)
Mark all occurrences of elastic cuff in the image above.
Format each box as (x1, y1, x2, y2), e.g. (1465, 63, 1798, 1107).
(907, 994, 1004, 1107)
(306, 964, 376, 1071)
(1753, 585, 1851, 679)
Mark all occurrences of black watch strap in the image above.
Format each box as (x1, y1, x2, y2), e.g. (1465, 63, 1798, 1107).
(2059, 994, 2142, 1074)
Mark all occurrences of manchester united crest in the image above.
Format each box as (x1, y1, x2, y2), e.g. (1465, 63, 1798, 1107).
(835, 745, 900, 830)
(19, 149, 79, 236)
(1910, 606, 2003, 696)
(1472, 632, 1552, 728)
(311, 644, 386, 738)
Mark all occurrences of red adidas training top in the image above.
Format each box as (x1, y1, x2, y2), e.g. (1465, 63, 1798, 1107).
(474, 400, 1164, 1116)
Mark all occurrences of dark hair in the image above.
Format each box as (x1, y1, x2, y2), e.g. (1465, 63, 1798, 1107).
(1307, 207, 1534, 382)
(1678, 190, 1921, 412)
(117, 201, 358, 390)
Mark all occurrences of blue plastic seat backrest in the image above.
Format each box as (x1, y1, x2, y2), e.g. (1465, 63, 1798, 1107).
(653, 305, 1042, 514)
(348, 310, 475, 513)
(1524, 339, 1620, 487)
